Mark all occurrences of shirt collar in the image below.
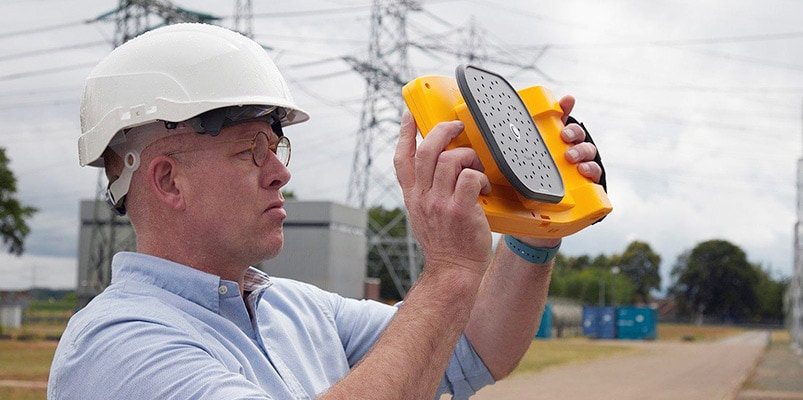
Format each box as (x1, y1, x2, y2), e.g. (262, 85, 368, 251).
(243, 267, 271, 292)
(111, 252, 272, 313)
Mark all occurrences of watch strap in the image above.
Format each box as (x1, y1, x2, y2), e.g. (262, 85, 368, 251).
(504, 235, 561, 264)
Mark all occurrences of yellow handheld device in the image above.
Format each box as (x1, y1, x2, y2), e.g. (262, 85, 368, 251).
(402, 65, 612, 238)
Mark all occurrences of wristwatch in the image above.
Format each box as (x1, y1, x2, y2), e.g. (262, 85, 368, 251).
(504, 235, 561, 264)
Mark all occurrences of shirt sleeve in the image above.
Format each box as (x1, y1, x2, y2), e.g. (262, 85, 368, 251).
(318, 290, 495, 399)
(438, 335, 496, 399)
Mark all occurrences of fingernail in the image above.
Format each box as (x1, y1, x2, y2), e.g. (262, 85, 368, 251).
(562, 127, 577, 141)
(452, 120, 464, 135)
(567, 148, 580, 162)
(401, 111, 413, 126)
(579, 162, 591, 174)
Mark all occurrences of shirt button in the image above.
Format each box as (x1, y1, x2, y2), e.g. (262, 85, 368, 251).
(218, 285, 228, 295)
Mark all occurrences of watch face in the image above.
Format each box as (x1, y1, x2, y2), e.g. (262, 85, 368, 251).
(456, 64, 564, 203)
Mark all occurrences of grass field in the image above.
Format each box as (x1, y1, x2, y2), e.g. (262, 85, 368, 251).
(514, 338, 639, 374)
(0, 341, 56, 381)
(0, 387, 46, 400)
(513, 322, 758, 375)
(656, 323, 748, 342)
(0, 297, 72, 400)
(0, 340, 55, 400)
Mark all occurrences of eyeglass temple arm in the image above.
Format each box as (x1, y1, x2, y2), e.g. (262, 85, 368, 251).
(272, 120, 284, 137)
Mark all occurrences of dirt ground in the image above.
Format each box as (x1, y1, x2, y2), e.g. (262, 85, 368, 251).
(469, 331, 770, 400)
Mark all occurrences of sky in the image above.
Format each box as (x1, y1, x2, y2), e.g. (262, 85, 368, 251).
(0, 0, 802, 291)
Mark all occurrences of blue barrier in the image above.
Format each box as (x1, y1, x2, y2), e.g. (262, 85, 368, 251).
(616, 306, 657, 340)
(582, 306, 616, 339)
(535, 302, 553, 339)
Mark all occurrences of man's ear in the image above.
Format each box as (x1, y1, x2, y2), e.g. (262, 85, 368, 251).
(147, 156, 186, 211)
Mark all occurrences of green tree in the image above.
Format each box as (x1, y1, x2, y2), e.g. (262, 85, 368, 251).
(0, 148, 37, 255)
(550, 253, 636, 305)
(613, 241, 661, 303)
(753, 266, 787, 322)
(554, 254, 593, 273)
(670, 239, 759, 321)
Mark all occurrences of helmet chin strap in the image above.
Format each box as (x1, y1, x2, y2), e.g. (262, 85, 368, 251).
(106, 150, 139, 215)
(105, 122, 189, 215)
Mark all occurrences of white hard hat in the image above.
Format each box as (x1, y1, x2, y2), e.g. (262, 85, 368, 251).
(79, 22, 309, 167)
(78, 23, 309, 213)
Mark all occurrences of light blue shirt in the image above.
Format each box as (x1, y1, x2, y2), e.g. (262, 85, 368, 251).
(48, 252, 493, 399)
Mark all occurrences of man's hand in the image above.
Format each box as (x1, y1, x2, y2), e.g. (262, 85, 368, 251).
(326, 111, 496, 400)
(559, 95, 603, 184)
(519, 95, 603, 248)
(394, 111, 493, 276)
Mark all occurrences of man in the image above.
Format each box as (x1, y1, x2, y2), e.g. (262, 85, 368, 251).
(49, 23, 603, 399)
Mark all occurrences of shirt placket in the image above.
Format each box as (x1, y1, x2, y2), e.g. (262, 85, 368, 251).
(246, 282, 311, 399)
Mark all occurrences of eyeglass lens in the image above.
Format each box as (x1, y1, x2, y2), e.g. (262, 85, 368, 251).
(253, 131, 291, 167)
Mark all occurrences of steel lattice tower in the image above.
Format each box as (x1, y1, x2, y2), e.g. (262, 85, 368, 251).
(793, 148, 803, 352)
(344, 2, 527, 298)
(233, 0, 254, 38)
(345, 0, 422, 297)
(78, 0, 219, 307)
(97, 0, 218, 46)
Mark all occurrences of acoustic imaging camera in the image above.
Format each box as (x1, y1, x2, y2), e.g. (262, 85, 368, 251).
(402, 65, 612, 238)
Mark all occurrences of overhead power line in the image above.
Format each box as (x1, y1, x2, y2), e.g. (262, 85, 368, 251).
(522, 31, 803, 51)
(0, 40, 107, 62)
(488, 31, 803, 73)
(253, 5, 373, 18)
(0, 62, 97, 82)
(0, 19, 87, 40)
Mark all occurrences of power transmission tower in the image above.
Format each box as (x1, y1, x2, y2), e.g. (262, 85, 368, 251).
(233, 0, 254, 38)
(345, 1, 536, 299)
(78, 1, 219, 307)
(792, 104, 803, 352)
(345, 0, 422, 298)
(95, 0, 218, 46)
(457, 17, 487, 65)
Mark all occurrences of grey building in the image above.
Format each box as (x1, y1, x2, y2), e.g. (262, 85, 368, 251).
(259, 201, 368, 299)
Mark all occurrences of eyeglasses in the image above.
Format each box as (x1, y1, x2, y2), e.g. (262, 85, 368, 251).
(167, 131, 291, 167)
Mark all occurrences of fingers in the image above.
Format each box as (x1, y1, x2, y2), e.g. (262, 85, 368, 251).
(454, 168, 491, 207)
(556, 99, 604, 184)
(578, 161, 603, 183)
(395, 115, 487, 200)
(394, 115, 492, 267)
(431, 147, 487, 202)
(413, 120, 465, 191)
(564, 141, 603, 184)
(558, 95, 576, 124)
(560, 124, 586, 144)
(563, 122, 603, 183)
(394, 111, 418, 194)
(565, 142, 597, 164)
